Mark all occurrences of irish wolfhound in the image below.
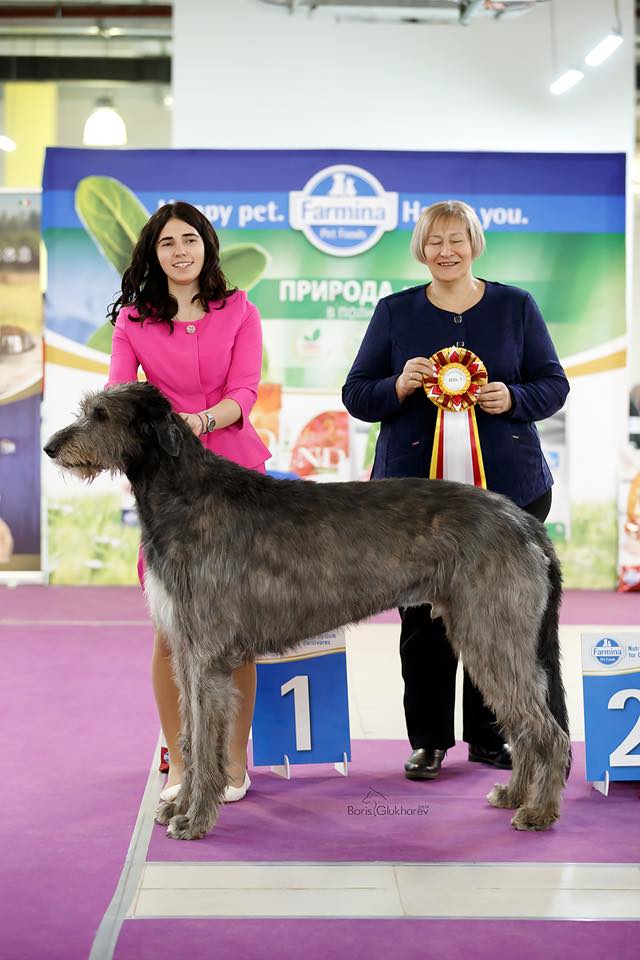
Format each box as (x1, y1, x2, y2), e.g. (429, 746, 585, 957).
(45, 382, 571, 840)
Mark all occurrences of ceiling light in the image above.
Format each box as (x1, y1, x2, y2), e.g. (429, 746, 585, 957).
(83, 98, 127, 147)
(584, 32, 623, 67)
(0, 135, 17, 152)
(549, 69, 584, 96)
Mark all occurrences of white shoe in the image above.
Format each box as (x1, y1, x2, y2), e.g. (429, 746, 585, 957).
(159, 783, 181, 803)
(160, 772, 251, 805)
(223, 771, 251, 803)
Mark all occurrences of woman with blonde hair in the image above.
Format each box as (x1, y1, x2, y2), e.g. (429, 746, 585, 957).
(342, 199, 569, 780)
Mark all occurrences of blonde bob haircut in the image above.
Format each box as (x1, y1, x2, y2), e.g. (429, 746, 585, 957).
(410, 200, 485, 265)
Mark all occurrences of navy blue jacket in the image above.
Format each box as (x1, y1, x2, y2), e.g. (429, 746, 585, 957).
(341, 281, 569, 507)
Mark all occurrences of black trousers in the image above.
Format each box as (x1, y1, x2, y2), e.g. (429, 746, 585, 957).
(399, 488, 552, 752)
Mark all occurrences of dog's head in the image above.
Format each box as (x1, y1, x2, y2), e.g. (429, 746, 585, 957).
(43, 382, 184, 481)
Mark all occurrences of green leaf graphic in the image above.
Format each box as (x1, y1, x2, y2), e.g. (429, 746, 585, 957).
(75, 176, 150, 276)
(220, 244, 269, 291)
(87, 321, 115, 353)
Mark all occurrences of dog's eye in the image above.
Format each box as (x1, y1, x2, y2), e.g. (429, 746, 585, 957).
(93, 407, 108, 422)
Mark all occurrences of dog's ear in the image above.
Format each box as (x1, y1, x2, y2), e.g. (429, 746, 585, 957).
(153, 416, 183, 458)
(141, 416, 183, 458)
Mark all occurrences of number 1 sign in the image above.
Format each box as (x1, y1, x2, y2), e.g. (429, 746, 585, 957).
(251, 627, 351, 773)
(581, 632, 640, 794)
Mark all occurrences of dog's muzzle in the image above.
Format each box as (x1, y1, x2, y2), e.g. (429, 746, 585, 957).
(43, 438, 61, 459)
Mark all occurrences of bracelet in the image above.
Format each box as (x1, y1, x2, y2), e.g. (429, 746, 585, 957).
(196, 412, 207, 436)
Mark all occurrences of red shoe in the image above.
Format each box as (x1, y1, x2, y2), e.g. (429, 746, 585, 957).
(159, 745, 170, 773)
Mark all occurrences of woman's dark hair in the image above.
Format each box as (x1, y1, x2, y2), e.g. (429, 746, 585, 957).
(108, 201, 236, 331)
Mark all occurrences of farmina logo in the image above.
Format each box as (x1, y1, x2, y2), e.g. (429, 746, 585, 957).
(289, 165, 398, 257)
(591, 637, 624, 667)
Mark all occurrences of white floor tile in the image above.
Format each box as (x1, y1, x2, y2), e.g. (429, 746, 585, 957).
(133, 862, 402, 918)
(396, 884, 640, 920)
(141, 862, 393, 890)
(393, 862, 640, 919)
(130, 862, 640, 920)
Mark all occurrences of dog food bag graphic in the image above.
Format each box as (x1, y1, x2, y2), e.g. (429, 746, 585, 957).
(289, 411, 349, 481)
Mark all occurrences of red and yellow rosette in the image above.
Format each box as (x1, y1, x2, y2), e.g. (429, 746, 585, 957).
(423, 346, 488, 489)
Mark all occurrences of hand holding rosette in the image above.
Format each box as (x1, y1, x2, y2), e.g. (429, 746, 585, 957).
(422, 346, 488, 488)
(395, 356, 437, 403)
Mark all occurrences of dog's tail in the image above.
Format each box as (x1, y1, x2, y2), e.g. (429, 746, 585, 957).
(538, 544, 572, 773)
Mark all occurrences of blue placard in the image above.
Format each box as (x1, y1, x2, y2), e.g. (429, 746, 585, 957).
(581, 633, 640, 783)
(252, 628, 351, 767)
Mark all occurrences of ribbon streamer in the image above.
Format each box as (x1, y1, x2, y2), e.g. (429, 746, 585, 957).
(423, 346, 488, 489)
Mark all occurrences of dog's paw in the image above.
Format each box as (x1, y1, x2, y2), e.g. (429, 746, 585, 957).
(487, 784, 519, 809)
(166, 814, 208, 840)
(154, 800, 175, 825)
(511, 806, 558, 831)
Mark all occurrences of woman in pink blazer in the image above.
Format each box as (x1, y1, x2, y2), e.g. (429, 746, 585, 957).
(107, 201, 270, 806)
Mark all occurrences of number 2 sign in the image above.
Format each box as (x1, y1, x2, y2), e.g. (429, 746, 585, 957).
(581, 633, 640, 792)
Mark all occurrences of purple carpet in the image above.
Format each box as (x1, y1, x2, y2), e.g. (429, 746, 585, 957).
(2, 585, 640, 625)
(1, 620, 157, 960)
(0, 584, 148, 621)
(113, 918, 639, 960)
(147, 739, 639, 864)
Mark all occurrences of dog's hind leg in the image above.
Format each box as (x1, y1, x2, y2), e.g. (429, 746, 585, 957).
(507, 550, 571, 830)
(167, 663, 237, 840)
(508, 711, 570, 832)
(486, 680, 569, 830)
(486, 700, 569, 826)
(448, 604, 568, 832)
(490, 566, 570, 830)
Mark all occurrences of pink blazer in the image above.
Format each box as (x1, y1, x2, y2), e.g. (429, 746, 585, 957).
(107, 290, 271, 470)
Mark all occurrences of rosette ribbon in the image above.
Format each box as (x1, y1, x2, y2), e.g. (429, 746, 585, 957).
(423, 345, 488, 488)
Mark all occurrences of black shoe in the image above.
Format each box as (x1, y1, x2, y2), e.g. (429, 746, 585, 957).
(404, 747, 446, 780)
(468, 743, 512, 769)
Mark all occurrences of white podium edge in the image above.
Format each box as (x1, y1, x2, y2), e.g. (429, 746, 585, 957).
(334, 752, 349, 776)
(271, 755, 291, 780)
(592, 770, 610, 796)
(269, 751, 350, 779)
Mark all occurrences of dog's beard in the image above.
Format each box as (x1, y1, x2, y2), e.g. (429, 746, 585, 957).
(58, 462, 106, 484)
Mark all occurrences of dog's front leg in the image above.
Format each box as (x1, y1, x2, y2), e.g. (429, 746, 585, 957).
(167, 666, 235, 840)
(154, 651, 194, 826)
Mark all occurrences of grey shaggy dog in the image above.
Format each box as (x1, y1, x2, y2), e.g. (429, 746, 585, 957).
(45, 382, 571, 841)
